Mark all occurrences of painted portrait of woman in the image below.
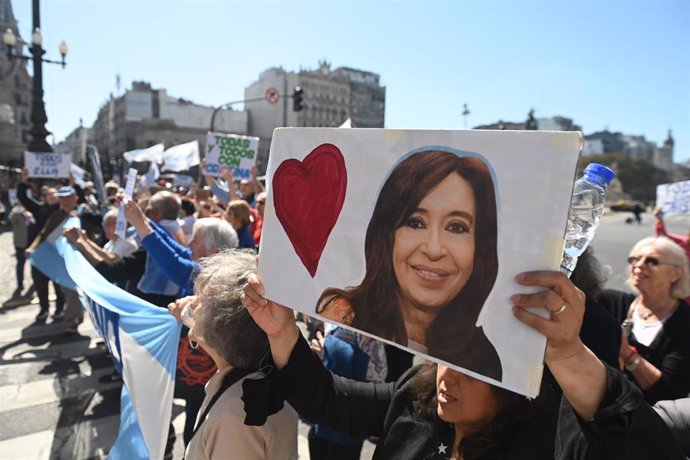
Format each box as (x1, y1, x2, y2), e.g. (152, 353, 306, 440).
(317, 149, 502, 381)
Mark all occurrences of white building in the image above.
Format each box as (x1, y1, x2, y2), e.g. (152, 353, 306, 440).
(87, 81, 248, 177)
(582, 139, 604, 156)
(244, 61, 385, 171)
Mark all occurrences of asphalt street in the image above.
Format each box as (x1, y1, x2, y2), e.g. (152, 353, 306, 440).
(0, 210, 685, 459)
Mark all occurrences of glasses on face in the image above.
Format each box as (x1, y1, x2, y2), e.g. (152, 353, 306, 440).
(627, 255, 676, 267)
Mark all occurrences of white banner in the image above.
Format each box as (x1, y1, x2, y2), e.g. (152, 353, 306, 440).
(123, 143, 165, 163)
(24, 152, 71, 178)
(656, 180, 690, 216)
(161, 141, 200, 172)
(204, 132, 259, 179)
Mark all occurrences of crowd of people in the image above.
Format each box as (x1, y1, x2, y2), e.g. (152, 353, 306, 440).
(4, 162, 690, 460)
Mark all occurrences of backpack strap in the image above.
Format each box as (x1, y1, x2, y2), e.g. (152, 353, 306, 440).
(189, 367, 252, 443)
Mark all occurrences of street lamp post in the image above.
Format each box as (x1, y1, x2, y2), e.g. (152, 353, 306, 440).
(3, 0, 67, 153)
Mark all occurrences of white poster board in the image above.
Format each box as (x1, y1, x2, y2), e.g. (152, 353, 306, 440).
(258, 128, 582, 397)
(656, 180, 690, 216)
(116, 168, 138, 239)
(204, 132, 259, 179)
(24, 152, 71, 178)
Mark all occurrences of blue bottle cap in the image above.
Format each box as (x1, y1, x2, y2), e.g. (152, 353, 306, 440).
(584, 163, 615, 184)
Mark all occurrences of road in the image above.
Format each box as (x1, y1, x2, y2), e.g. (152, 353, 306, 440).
(0, 210, 686, 459)
(593, 211, 690, 291)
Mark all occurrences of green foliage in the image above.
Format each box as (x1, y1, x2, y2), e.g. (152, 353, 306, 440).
(577, 153, 669, 202)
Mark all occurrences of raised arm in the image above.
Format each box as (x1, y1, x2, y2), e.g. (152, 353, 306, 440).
(241, 273, 394, 436)
(251, 166, 265, 193)
(17, 168, 42, 215)
(63, 227, 115, 265)
(512, 270, 606, 420)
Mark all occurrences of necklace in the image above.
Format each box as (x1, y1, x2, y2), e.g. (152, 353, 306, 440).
(635, 298, 677, 321)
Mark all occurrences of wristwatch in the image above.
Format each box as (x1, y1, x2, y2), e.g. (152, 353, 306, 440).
(625, 355, 641, 372)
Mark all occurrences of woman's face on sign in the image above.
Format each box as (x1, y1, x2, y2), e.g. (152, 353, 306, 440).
(392, 172, 476, 313)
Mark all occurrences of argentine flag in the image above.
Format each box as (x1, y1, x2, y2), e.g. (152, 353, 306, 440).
(31, 217, 180, 460)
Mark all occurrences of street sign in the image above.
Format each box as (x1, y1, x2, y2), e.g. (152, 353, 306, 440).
(265, 87, 280, 104)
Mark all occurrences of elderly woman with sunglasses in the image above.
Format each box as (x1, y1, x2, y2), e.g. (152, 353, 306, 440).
(604, 236, 690, 404)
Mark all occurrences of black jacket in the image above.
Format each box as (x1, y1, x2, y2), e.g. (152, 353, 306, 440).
(601, 290, 690, 403)
(242, 335, 684, 460)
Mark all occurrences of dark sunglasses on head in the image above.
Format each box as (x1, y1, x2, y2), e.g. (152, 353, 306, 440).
(627, 255, 675, 267)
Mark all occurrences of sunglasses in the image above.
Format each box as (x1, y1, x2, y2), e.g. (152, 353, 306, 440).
(627, 255, 676, 267)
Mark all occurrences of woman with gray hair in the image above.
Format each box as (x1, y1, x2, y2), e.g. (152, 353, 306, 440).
(170, 250, 298, 460)
(607, 236, 690, 403)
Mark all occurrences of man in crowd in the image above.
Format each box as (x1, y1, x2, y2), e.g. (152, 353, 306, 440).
(26, 185, 84, 332)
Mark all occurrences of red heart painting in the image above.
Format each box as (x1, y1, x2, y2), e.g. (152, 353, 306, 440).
(273, 143, 347, 277)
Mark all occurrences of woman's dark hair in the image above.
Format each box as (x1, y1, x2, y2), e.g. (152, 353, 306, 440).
(412, 363, 543, 460)
(318, 150, 498, 362)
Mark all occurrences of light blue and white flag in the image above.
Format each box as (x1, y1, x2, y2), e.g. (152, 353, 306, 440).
(141, 161, 160, 190)
(31, 224, 180, 460)
(123, 143, 165, 164)
(58, 237, 180, 460)
(161, 140, 200, 172)
(28, 216, 79, 290)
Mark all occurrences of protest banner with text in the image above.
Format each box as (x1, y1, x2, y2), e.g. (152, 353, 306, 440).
(24, 151, 71, 178)
(204, 132, 259, 179)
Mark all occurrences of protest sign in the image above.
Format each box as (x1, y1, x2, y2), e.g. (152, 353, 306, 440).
(259, 128, 582, 397)
(123, 143, 165, 164)
(204, 132, 259, 179)
(116, 168, 138, 239)
(70, 163, 87, 188)
(656, 179, 690, 216)
(161, 140, 200, 172)
(24, 151, 71, 178)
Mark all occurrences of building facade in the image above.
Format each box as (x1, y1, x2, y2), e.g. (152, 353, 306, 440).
(654, 130, 674, 172)
(87, 81, 247, 177)
(55, 120, 88, 165)
(0, 0, 32, 166)
(244, 61, 385, 171)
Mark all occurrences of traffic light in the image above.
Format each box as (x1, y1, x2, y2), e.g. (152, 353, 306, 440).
(292, 86, 303, 112)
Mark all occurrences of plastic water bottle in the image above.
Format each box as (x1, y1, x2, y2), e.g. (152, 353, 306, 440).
(561, 163, 615, 276)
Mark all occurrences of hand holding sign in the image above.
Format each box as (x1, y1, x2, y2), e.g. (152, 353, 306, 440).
(124, 199, 147, 228)
(115, 168, 138, 239)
